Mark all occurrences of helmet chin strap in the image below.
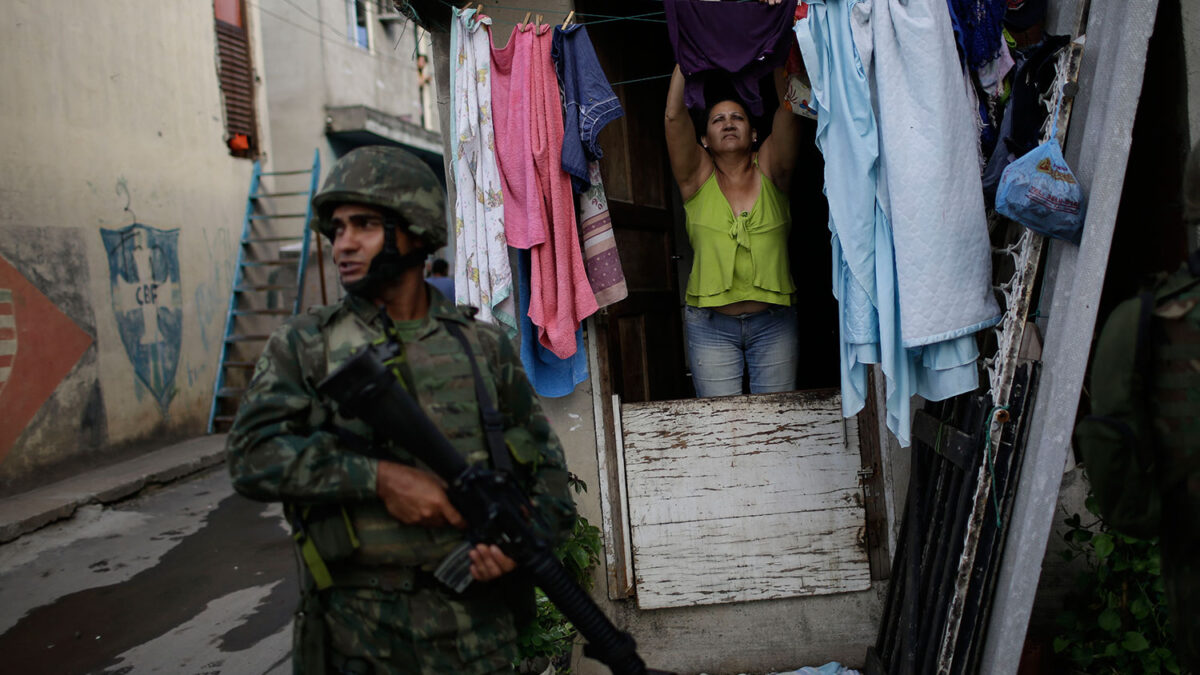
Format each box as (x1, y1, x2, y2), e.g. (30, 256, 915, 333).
(341, 222, 426, 298)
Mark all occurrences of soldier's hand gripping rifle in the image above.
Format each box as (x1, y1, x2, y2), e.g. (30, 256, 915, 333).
(317, 340, 668, 675)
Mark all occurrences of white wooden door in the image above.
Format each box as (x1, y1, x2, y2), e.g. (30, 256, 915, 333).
(620, 390, 871, 610)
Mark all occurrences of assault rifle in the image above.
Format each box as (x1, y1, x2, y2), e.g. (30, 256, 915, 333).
(317, 339, 667, 675)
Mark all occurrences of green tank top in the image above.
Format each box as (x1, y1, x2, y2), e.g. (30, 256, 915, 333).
(683, 165, 795, 307)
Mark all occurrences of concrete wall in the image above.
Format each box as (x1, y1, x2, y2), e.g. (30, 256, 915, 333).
(1181, 0, 1200, 252)
(258, 0, 436, 173)
(1185, 0, 1200, 145)
(0, 1, 270, 494)
(257, 0, 440, 305)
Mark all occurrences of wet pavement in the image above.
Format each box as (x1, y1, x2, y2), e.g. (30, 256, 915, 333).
(0, 466, 296, 674)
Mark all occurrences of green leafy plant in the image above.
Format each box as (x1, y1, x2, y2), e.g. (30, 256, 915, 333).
(1053, 496, 1180, 674)
(516, 473, 604, 673)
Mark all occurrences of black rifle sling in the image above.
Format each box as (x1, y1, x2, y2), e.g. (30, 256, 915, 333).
(445, 322, 513, 474)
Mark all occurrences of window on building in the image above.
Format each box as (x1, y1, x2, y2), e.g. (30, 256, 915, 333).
(348, 0, 370, 50)
(214, 0, 258, 158)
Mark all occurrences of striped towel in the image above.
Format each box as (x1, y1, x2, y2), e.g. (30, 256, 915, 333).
(577, 161, 628, 308)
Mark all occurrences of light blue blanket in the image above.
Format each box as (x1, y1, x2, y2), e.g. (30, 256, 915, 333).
(796, 0, 997, 446)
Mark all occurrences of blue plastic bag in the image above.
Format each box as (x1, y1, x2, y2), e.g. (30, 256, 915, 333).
(995, 135, 1085, 244)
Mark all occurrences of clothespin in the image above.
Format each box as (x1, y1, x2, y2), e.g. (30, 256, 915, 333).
(521, 11, 530, 31)
(475, 3, 484, 15)
(536, 14, 543, 28)
(562, 10, 575, 28)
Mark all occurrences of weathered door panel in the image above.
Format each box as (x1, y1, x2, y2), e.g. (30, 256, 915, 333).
(584, 2, 692, 403)
(621, 391, 872, 610)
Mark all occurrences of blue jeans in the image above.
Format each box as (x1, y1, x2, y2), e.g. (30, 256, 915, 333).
(684, 304, 799, 397)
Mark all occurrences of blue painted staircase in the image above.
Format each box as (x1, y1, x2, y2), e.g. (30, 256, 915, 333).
(208, 150, 321, 433)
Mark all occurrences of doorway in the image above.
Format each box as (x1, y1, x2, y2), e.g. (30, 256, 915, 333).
(578, 0, 878, 608)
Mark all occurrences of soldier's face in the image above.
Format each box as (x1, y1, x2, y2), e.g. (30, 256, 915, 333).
(331, 204, 386, 284)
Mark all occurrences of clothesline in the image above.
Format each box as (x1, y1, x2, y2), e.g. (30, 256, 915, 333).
(428, 0, 677, 85)
(610, 72, 672, 87)
(430, 0, 667, 25)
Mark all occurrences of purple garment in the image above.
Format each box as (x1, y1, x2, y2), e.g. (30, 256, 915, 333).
(664, 0, 798, 116)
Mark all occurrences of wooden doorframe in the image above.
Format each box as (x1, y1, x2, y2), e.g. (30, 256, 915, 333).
(587, 312, 636, 599)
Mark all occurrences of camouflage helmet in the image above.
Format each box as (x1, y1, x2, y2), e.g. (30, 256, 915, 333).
(310, 145, 447, 250)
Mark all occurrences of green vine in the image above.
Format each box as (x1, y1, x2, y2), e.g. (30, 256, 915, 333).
(516, 473, 605, 674)
(1053, 496, 1180, 674)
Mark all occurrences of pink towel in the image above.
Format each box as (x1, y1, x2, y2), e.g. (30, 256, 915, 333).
(527, 24, 598, 358)
(490, 27, 545, 249)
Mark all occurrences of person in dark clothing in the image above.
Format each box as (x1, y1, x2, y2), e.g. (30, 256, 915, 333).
(426, 257, 455, 302)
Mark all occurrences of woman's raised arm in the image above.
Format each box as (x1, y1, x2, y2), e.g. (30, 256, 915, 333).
(665, 64, 711, 200)
(757, 67, 804, 191)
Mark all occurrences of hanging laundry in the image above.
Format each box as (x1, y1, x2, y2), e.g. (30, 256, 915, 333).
(813, 0, 1000, 445)
(794, 0, 887, 435)
(946, 0, 1008, 72)
(664, 0, 799, 116)
(450, 7, 515, 335)
(527, 24, 598, 359)
(577, 162, 628, 308)
(783, 7, 819, 122)
(551, 23, 624, 194)
(854, 0, 1000, 346)
(491, 24, 545, 249)
(944, 0, 1010, 160)
(517, 249, 589, 397)
(976, 40, 1015, 98)
(798, 0, 941, 445)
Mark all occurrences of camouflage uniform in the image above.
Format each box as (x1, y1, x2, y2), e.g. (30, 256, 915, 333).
(1150, 265, 1200, 671)
(227, 147, 576, 675)
(1160, 139, 1200, 672)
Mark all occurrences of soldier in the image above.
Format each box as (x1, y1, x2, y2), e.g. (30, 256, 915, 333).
(1079, 140, 1200, 671)
(227, 145, 576, 674)
(1162, 139, 1200, 672)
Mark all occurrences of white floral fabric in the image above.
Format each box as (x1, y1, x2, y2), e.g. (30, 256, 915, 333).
(451, 8, 515, 335)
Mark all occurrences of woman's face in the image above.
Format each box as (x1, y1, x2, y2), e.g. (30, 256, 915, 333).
(703, 100, 754, 153)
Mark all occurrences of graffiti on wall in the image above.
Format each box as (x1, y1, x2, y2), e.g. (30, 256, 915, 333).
(0, 255, 94, 463)
(101, 223, 183, 417)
